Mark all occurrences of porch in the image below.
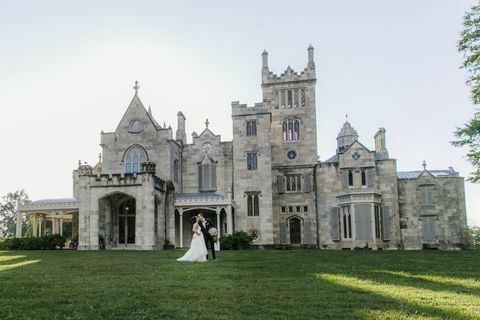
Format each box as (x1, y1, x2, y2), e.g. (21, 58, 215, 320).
(174, 193, 234, 248)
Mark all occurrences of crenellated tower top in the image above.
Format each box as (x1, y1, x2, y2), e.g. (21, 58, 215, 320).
(261, 46, 316, 86)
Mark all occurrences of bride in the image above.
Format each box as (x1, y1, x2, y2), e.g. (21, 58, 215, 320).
(177, 216, 208, 262)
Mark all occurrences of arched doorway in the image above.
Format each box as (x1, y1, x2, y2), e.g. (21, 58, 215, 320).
(98, 192, 136, 249)
(118, 198, 136, 245)
(289, 217, 301, 244)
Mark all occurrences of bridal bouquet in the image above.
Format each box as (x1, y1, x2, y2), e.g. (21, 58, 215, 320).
(209, 227, 218, 240)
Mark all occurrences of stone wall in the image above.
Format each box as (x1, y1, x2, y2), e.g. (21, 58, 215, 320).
(398, 173, 468, 250)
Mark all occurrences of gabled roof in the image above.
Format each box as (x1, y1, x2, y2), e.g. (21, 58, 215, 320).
(116, 94, 162, 132)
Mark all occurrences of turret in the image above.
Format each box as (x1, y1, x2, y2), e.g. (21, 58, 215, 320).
(374, 128, 389, 159)
(176, 111, 187, 144)
(262, 50, 269, 82)
(337, 121, 359, 154)
(307, 44, 315, 69)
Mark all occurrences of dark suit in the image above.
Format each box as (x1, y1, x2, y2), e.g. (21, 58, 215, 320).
(198, 218, 216, 260)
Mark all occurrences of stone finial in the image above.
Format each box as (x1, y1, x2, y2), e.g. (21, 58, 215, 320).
(133, 81, 140, 95)
(262, 49, 268, 68)
(205, 118, 209, 128)
(148, 105, 152, 116)
(422, 160, 427, 171)
(78, 160, 81, 168)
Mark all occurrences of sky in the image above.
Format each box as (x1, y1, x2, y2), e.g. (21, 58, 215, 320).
(0, 0, 479, 226)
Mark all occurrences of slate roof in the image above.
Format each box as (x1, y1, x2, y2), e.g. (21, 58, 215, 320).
(323, 153, 388, 163)
(175, 193, 226, 200)
(397, 170, 459, 180)
(32, 198, 79, 205)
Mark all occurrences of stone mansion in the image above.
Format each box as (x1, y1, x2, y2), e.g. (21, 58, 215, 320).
(17, 46, 468, 250)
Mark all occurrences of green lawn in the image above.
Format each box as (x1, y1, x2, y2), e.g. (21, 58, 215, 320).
(1, 250, 479, 320)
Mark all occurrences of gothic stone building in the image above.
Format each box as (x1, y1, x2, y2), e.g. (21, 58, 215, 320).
(17, 46, 468, 250)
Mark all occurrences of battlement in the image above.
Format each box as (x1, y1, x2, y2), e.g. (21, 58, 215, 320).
(83, 172, 166, 191)
(262, 46, 316, 86)
(231, 101, 270, 116)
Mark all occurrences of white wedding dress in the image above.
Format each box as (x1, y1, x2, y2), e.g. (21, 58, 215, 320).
(177, 228, 208, 262)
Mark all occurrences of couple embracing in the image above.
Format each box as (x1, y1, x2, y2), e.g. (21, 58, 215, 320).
(177, 213, 216, 262)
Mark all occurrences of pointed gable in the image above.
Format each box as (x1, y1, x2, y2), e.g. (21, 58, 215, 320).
(115, 94, 161, 134)
(417, 171, 436, 185)
(339, 140, 376, 168)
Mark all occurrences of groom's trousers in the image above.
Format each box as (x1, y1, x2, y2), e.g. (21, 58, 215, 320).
(204, 235, 216, 260)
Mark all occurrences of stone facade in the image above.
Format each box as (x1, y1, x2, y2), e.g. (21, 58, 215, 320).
(18, 47, 468, 250)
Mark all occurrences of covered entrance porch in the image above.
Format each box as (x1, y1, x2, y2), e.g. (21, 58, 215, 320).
(17, 198, 80, 247)
(174, 193, 234, 248)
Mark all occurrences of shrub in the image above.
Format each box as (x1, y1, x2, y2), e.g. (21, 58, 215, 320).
(219, 231, 253, 250)
(163, 239, 175, 250)
(0, 235, 67, 250)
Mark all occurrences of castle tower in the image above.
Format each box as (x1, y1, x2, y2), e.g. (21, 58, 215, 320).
(260, 47, 318, 246)
(261, 46, 317, 166)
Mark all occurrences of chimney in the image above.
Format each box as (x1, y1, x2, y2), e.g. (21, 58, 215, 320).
(374, 128, 389, 159)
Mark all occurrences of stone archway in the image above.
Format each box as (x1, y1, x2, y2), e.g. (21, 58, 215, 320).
(98, 192, 136, 249)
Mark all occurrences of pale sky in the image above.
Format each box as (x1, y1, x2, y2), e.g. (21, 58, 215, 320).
(1, 0, 479, 226)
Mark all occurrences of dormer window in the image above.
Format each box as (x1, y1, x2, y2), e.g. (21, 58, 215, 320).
(124, 145, 148, 173)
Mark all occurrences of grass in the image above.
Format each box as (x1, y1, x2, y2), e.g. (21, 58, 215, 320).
(1, 250, 480, 320)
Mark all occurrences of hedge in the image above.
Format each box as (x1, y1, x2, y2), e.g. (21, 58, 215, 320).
(0, 235, 67, 250)
(219, 231, 253, 250)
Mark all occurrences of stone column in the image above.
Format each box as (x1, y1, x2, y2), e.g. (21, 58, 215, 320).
(89, 201, 100, 250)
(60, 212, 64, 236)
(179, 208, 184, 248)
(33, 214, 37, 237)
(52, 215, 57, 235)
(15, 211, 22, 238)
(104, 201, 111, 248)
(226, 205, 233, 235)
(72, 213, 79, 240)
(216, 207, 221, 245)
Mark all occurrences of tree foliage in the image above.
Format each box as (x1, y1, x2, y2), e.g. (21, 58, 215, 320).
(454, 3, 480, 183)
(0, 189, 30, 238)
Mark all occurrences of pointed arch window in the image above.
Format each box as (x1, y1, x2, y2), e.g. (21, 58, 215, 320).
(198, 157, 217, 192)
(282, 118, 300, 141)
(124, 145, 148, 173)
(246, 192, 260, 216)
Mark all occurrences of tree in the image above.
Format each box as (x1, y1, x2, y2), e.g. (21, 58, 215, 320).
(0, 190, 30, 238)
(454, 3, 480, 182)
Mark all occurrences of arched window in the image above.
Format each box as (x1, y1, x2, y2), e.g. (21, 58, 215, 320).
(124, 145, 148, 173)
(348, 170, 354, 186)
(282, 118, 300, 141)
(342, 206, 352, 239)
(198, 157, 217, 192)
(361, 170, 367, 186)
(247, 193, 260, 216)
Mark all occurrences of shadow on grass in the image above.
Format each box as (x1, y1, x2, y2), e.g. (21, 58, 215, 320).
(316, 272, 480, 319)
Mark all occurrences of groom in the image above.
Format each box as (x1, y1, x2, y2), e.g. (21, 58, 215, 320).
(197, 213, 216, 260)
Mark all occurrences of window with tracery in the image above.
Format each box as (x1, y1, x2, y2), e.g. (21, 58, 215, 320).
(124, 145, 148, 173)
